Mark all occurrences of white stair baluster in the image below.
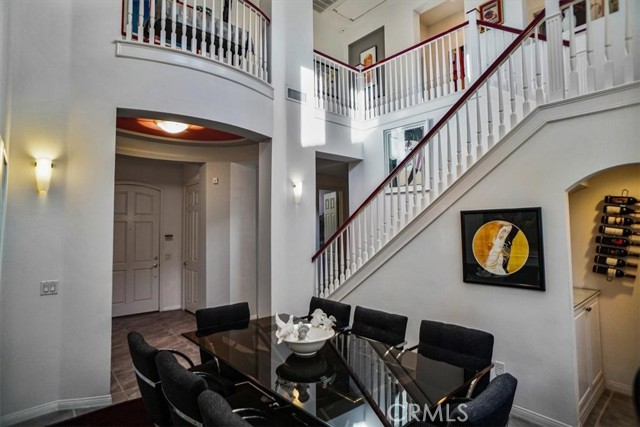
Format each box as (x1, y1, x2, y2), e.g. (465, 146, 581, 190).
(522, 39, 532, 115)
(137, 0, 145, 40)
(497, 63, 506, 138)
(486, 79, 495, 148)
(508, 55, 517, 128)
(126, 0, 134, 40)
(339, 233, 345, 284)
(456, 110, 463, 178)
(603, 0, 614, 88)
(476, 90, 483, 158)
(465, 101, 473, 167)
(624, 0, 634, 83)
(429, 42, 436, 99)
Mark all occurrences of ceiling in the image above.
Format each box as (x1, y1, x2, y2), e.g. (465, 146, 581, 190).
(314, 0, 388, 21)
(116, 117, 247, 146)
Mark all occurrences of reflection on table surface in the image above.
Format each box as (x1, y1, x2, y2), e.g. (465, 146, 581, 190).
(183, 315, 486, 427)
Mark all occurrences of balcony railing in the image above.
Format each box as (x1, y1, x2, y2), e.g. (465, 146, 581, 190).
(312, 0, 636, 298)
(122, 0, 270, 82)
(314, 18, 525, 120)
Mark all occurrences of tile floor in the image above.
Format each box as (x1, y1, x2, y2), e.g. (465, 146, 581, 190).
(11, 309, 640, 426)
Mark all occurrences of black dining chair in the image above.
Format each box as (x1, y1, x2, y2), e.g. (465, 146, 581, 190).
(196, 302, 251, 364)
(351, 305, 408, 348)
(410, 320, 494, 397)
(157, 351, 302, 427)
(308, 296, 351, 330)
(198, 390, 253, 427)
(127, 331, 235, 426)
(448, 373, 518, 427)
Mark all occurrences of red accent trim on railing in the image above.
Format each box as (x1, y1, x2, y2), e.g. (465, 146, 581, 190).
(313, 50, 360, 72)
(312, 9, 548, 262)
(362, 21, 469, 71)
(476, 20, 523, 35)
(478, 18, 569, 47)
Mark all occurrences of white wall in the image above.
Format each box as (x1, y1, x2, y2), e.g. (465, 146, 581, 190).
(269, 0, 318, 315)
(314, 0, 427, 62)
(0, 0, 274, 419)
(114, 155, 187, 311)
(230, 163, 258, 313)
(0, 0, 7, 417)
(340, 96, 640, 426)
(569, 164, 640, 395)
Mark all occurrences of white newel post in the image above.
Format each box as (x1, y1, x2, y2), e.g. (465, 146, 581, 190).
(545, 0, 565, 101)
(465, 9, 481, 84)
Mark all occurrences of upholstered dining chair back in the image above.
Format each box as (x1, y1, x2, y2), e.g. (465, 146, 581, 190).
(196, 302, 250, 363)
(197, 390, 252, 427)
(418, 320, 494, 395)
(351, 306, 408, 347)
(448, 373, 518, 427)
(127, 331, 173, 426)
(309, 297, 352, 329)
(156, 350, 209, 426)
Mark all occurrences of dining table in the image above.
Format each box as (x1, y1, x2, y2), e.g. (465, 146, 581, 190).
(182, 315, 491, 427)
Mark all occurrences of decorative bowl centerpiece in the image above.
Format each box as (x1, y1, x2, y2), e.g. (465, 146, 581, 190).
(275, 310, 336, 358)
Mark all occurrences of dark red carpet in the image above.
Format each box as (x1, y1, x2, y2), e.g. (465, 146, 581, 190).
(49, 398, 153, 426)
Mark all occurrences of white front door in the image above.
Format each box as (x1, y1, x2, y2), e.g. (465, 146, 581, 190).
(183, 182, 199, 313)
(323, 191, 338, 242)
(112, 184, 160, 317)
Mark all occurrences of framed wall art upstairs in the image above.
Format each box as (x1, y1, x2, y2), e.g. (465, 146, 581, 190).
(460, 207, 545, 291)
(478, 0, 503, 26)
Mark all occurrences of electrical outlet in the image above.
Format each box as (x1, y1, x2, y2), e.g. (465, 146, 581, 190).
(495, 361, 505, 376)
(40, 280, 59, 295)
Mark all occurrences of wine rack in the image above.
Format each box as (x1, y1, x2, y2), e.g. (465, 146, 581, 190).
(592, 190, 639, 281)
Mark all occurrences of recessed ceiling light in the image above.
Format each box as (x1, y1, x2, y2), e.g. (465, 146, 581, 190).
(155, 120, 190, 134)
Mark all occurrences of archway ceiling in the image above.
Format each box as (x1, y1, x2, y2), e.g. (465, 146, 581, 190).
(116, 117, 245, 144)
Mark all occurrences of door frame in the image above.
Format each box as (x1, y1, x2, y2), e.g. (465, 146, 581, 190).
(182, 177, 200, 312)
(114, 181, 164, 314)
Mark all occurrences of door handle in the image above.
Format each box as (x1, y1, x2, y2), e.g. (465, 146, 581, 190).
(586, 306, 592, 312)
(153, 263, 158, 268)
(183, 261, 188, 266)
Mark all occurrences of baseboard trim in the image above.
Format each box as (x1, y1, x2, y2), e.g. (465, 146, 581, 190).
(605, 379, 633, 396)
(511, 405, 574, 427)
(579, 375, 606, 425)
(1, 395, 111, 426)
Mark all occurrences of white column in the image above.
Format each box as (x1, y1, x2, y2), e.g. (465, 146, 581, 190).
(545, 0, 565, 101)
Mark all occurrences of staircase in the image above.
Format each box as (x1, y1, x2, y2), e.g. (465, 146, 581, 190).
(312, 0, 638, 299)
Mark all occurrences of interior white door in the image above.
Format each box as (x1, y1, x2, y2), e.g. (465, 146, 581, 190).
(183, 182, 199, 314)
(323, 191, 338, 242)
(112, 184, 160, 317)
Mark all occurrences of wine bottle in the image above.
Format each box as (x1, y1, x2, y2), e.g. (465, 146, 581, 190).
(604, 195, 638, 205)
(594, 255, 638, 268)
(601, 215, 640, 226)
(598, 225, 640, 237)
(592, 265, 636, 279)
(595, 235, 640, 247)
(604, 205, 639, 215)
(596, 245, 640, 258)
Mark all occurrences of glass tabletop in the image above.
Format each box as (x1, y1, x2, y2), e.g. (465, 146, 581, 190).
(183, 316, 484, 427)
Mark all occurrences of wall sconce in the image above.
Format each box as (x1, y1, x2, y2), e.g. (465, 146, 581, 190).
(35, 158, 53, 194)
(292, 180, 303, 205)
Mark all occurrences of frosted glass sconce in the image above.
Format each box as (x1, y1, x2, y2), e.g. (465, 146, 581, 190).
(293, 180, 303, 205)
(35, 158, 53, 194)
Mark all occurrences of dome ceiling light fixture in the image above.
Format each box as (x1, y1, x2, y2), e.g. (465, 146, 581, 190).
(154, 120, 190, 134)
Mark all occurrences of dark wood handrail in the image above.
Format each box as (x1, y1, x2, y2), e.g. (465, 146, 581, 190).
(478, 19, 569, 47)
(362, 21, 469, 71)
(313, 50, 361, 72)
(312, 9, 547, 262)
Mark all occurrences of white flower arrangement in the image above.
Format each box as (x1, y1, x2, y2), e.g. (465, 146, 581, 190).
(275, 309, 336, 344)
